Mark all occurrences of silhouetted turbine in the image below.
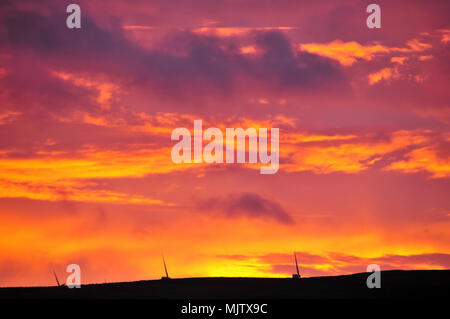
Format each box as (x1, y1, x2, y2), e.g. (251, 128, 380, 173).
(161, 255, 170, 280)
(292, 252, 301, 279)
(53, 270, 61, 287)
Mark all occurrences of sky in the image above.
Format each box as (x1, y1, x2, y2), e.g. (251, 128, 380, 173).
(0, 0, 449, 287)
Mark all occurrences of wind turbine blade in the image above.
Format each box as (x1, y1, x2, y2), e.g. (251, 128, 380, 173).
(162, 255, 169, 278)
(53, 270, 61, 287)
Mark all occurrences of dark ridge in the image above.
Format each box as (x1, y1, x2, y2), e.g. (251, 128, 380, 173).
(1, 270, 449, 299)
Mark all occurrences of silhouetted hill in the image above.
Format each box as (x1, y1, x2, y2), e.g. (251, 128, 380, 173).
(1, 270, 449, 299)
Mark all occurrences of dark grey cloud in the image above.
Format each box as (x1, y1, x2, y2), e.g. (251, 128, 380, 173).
(196, 192, 295, 225)
(256, 31, 343, 88)
(0, 1, 347, 107)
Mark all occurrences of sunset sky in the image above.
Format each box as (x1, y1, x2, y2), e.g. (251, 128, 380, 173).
(0, 0, 449, 287)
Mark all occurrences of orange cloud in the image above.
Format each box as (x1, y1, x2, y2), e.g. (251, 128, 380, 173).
(0, 123, 440, 207)
(0, 147, 186, 204)
(418, 55, 433, 61)
(0, 180, 165, 205)
(240, 45, 258, 55)
(282, 132, 357, 143)
(385, 146, 450, 178)
(282, 130, 430, 174)
(299, 37, 432, 66)
(192, 26, 295, 37)
(0, 110, 21, 125)
(368, 67, 400, 85)
(391, 56, 408, 65)
(439, 29, 450, 43)
(52, 71, 119, 110)
(299, 40, 390, 66)
(0, 105, 444, 208)
(122, 25, 295, 37)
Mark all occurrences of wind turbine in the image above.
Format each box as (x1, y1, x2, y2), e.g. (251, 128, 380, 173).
(292, 252, 301, 279)
(161, 255, 170, 280)
(53, 270, 61, 287)
(53, 270, 68, 287)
